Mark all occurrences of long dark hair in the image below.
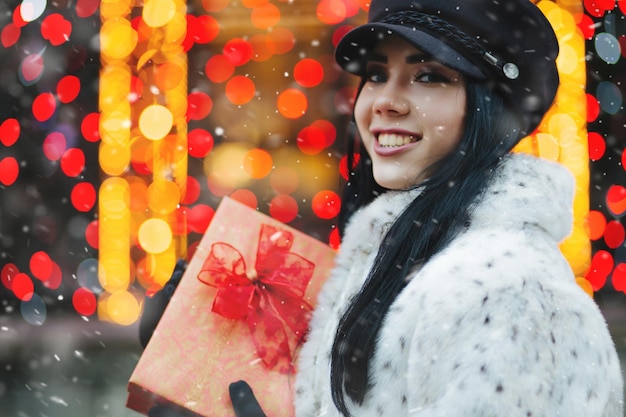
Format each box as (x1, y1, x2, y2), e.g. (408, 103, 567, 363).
(330, 81, 522, 415)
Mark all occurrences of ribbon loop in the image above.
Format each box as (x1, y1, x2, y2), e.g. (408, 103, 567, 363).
(198, 224, 315, 372)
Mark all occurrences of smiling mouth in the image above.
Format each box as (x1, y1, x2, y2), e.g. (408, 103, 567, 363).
(377, 133, 420, 147)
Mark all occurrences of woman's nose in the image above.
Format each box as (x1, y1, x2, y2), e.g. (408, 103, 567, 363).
(372, 83, 409, 116)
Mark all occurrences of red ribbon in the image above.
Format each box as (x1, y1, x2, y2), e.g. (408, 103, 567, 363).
(197, 224, 315, 373)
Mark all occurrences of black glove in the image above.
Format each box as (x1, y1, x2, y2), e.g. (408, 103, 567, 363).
(146, 381, 266, 417)
(139, 259, 187, 348)
(229, 380, 267, 417)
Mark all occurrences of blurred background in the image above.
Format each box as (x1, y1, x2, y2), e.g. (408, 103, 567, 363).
(1, 0, 625, 416)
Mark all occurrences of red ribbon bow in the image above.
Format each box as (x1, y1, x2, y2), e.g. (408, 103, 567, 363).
(197, 224, 315, 373)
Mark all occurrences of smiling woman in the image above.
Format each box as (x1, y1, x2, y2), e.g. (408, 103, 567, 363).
(355, 38, 467, 189)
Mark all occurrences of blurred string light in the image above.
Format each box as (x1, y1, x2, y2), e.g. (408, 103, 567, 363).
(97, 0, 188, 325)
(512, 1, 592, 294)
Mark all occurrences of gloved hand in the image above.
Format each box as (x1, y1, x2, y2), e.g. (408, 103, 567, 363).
(139, 259, 187, 348)
(146, 381, 267, 417)
(229, 380, 267, 417)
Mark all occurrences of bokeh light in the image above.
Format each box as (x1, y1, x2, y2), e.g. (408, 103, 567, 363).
(225, 76, 256, 105)
(0, 0, 623, 334)
(277, 88, 308, 119)
(269, 194, 299, 223)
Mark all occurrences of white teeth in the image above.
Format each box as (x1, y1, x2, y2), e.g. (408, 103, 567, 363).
(377, 133, 418, 147)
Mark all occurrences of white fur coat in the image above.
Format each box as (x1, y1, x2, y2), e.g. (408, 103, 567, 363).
(294, 153, 624, 417)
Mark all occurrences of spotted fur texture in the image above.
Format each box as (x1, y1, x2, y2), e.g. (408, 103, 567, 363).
(294, 153, 624, 417)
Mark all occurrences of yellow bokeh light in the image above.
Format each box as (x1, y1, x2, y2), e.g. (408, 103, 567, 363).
(147, 179, 181, 214)
(143, 0, 176, 28)
(138, 218, 173, 254)
(204, 142, 251, 190)
(139, 105, 174, 140)
(106, 290, 141, 326)
(99, 142, 131, 176)
(100, 20, 138, 60)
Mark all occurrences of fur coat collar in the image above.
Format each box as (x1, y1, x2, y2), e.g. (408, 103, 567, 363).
(294, 153, 623, 417)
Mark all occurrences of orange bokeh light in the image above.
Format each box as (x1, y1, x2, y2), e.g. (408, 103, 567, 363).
(225, 75, 256, 105)
(277, 88, 307, 119)
(243, 148, 273, 179)
(251, 3, 281, 29)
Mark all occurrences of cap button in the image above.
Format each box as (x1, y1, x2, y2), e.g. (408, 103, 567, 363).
(503, 63, 520, 80)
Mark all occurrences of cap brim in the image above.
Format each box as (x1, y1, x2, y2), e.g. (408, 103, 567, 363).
(335, 23, 486, 80)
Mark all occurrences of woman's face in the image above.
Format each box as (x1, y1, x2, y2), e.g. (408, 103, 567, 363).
(354, 37, 467, 189)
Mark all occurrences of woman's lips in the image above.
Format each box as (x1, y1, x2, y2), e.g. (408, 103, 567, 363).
(373, 132, 421, 156)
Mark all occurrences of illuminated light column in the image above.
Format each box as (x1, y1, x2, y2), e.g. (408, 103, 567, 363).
(514, 0, 592, 295)
(99, 0, 188, 325)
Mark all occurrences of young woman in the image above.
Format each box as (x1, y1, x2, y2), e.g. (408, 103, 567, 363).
(293, 0, 624, 416)
(142, 0, 623, 416)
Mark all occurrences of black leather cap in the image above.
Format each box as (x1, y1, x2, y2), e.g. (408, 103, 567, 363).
(335, 0, 560, 137)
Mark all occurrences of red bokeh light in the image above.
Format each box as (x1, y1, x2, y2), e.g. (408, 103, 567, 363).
(76, 0, 100, 18)
(43, 132, 67, 160)
(32, 92, 57, 122)
(1, 263, 19, 290)
(13, 5, 27, 28)
(1, 23, 21, 48)
(188, 204, 215, 234)
(43, 263, 63, 290)
(81, 112, 100, 142)
(329, 227, 341, 250)
(586, 94, 600, 122)
(73, 287, 97, 316)
(297, 126, 326, 155)
(269, 194, 299, 223)
(187, 91, 213, 121)
(71, 182, 97, 212)
(606, 185, 626, 216)
(613, 263, 626, 292)
(85, 220, 99, 249)
(205, 54, 235, 83)
(181, 176, 201, 205)
(294, 58, 324, 88)
(0, 118, 20, 146)
(317, 0, 347, 24)
(339, 153, 360, 180)
(13, 273, 34, 301)
(588, 131, 606, 161)
(188, 128, 214, 158)
(223, 38, 254, 66)
(604, 220, 625, 249)
(0, 157, 19, 186)
(41, 13, 72, 46)
(20, 54, 44, 84)
(576, 13, 596, 40)
(57, 75, 81, 103)
(61, 148, 86, 177)
(193, 15, 220, 44)
(230, 189, 258, 209)
(586, 250, 614, 291)
(30, 251, 53, 281)
(312, 190, 341, 219)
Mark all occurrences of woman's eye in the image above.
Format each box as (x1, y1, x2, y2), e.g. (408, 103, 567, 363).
(415, 72, 450, 84)
(364, 68, 386, 83)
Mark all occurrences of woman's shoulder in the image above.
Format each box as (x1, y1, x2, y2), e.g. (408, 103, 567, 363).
(469, 153, 576, 243)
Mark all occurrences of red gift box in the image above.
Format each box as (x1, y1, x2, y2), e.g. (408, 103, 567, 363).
(127, 197, 337, 416)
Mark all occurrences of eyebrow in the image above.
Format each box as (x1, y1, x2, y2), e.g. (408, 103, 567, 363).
(367, 52, 434, 64)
